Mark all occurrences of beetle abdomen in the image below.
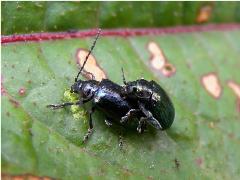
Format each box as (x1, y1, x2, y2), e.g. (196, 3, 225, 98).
(150, 81, 175, 129)
(94, 79, 132, 121)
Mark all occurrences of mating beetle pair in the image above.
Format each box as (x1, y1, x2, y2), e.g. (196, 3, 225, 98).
(47, 29, 175, 144)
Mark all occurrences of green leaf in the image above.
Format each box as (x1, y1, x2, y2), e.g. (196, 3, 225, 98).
(2, 1, 240, 35)
(2, 30, 240, 179)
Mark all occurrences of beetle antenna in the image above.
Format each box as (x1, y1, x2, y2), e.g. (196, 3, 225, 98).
(75, 28, 101, 82)
(121, 67, 127, 85)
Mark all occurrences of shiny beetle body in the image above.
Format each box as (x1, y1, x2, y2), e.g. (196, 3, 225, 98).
(70, 79, 139, 124)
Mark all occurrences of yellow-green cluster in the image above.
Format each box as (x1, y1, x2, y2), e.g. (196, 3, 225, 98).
(63, 90, 86, 121)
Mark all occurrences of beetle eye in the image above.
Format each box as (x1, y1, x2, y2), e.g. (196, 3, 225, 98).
(132, 87, 137, 92)
(85, 89, 91, 96)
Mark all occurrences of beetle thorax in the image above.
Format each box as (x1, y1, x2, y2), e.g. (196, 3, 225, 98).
(81, 81, 99, 98)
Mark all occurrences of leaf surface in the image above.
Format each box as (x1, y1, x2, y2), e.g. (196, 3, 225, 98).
(2, 29, 240, 179)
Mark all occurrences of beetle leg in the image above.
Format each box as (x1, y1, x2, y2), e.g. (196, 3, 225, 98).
(137, 117, 147, 133)
(47, 101, 82, 109)
(138, 102, 163, 130)
(105, 117, 113, 127)
(47, 98, 91, 110)
(120, 109, 141, 123)
(118, 133, 124, 150)
(141, 119, 147, 133)
(149, 91, 153, 103)
(83, 106, 95, 143)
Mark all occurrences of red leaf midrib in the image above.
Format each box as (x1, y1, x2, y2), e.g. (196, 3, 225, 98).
(2, 23, 240, 44)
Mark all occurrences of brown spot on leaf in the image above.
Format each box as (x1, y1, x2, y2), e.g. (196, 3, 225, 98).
(122, 168, 132, 176)
(1, 77, 18, 104)
(227, 80, 240, 113)
(6, 112, 10, 117)
(76, 49, 107, 81)
(161, 63, 176, 77)
(196, 4, 213, 23)
(147, 41, 176, 77)
(18, 87, 26, 96)
(1, 83, 7, 95)
(201, 73, 222, 99)
(195, 157, 203, 167)
(9, 98, 20, 108)
(147, 176, 154, 180)
(228, 133, 235, 139)
(174, 158, 180, 170)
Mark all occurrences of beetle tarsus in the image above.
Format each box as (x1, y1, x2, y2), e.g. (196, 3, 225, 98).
(105, 118, 113, 127)
(118, 134, 124, 150)
(46, 100, 84, 110)
(137, 117, 146, 133)
(120, 109, 141, 123)
(83, 128, 93, 143)
(139, 102, 163, 130)
(83, 107, 95, 143)
(46, 102, 75, 109)
(120, 116, 128, 124)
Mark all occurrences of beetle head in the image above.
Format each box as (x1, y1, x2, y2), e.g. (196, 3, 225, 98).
(70, 80, 83, 94)
(71, 80, 98, 99)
